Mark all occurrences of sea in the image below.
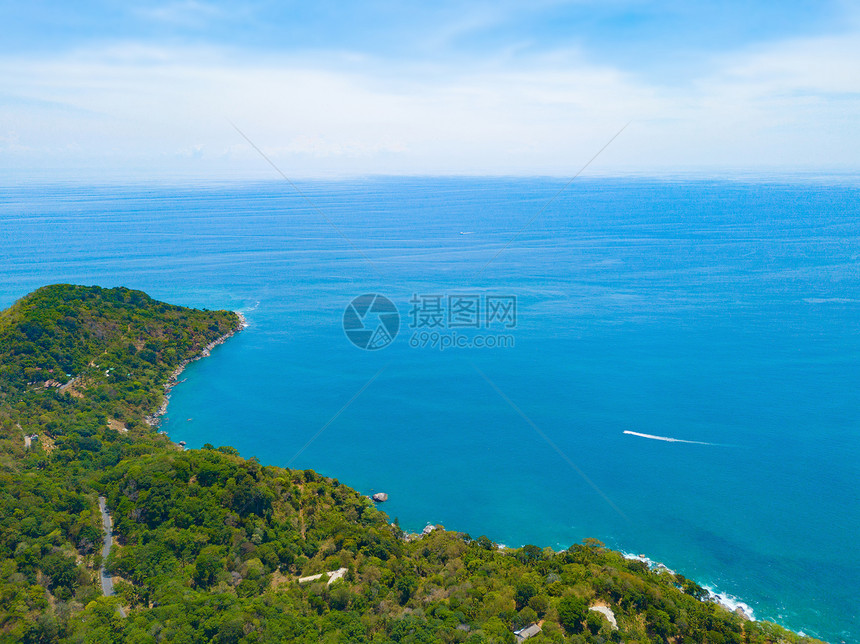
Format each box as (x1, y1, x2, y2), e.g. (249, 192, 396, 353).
(1, 177, 857, 643)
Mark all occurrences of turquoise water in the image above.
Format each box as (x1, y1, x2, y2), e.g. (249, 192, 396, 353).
(1, 178, 858, 642)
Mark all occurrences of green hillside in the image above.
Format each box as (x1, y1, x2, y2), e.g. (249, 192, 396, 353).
(0, 285, 825, 644)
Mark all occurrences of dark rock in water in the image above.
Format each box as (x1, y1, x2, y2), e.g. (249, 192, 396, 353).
(372, 492, 388, 502)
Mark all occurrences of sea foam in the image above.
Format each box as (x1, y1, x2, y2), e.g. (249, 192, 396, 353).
(622, 553, 755, 621)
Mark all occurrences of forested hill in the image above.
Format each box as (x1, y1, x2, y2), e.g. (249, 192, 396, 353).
(0, 286, 824, 644)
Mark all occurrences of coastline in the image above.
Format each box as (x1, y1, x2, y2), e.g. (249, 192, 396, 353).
(399, 524, 761, 626)
(142, 310, 817, 642)
(621, 552, 756, 621)
(145, 311, 246, 427)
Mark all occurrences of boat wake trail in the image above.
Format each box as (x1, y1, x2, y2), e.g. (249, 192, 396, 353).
(623, 430, 717, 446)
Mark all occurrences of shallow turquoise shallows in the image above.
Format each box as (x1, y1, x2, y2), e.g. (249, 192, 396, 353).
(1, 177, 858, 643)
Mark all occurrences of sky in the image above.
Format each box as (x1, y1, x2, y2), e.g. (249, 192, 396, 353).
(0, 0, 858, 180)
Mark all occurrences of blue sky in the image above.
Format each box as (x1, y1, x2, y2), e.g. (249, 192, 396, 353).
(1, 0, 858, 178)
(0, 1, 842, 63)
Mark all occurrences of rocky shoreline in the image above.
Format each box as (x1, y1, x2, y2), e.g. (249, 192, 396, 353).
(145, 311, 246, 427)
(621, 552, 756, 621)
(136, 309, 813, 641)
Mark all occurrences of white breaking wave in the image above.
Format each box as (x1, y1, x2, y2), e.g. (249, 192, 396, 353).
(623, 430, 716, 446)
(622, 553, 756, 621)
(622, 552, 676, 575)
(236, 301, 260, 328)
(703, 586, 756, 621)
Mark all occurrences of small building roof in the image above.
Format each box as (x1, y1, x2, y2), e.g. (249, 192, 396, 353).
(514, 623, 542, 642)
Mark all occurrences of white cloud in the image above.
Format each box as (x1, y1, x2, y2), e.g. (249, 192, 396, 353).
(0, 30, 858, 180)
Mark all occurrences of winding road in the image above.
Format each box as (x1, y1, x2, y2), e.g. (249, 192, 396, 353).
(98, 496, 125, 617)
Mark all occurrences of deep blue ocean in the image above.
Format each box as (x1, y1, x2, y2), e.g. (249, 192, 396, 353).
(1, 178, 857, 642)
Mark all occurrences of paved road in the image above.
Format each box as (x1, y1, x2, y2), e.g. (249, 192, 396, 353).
(98, 496, 125, 617)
